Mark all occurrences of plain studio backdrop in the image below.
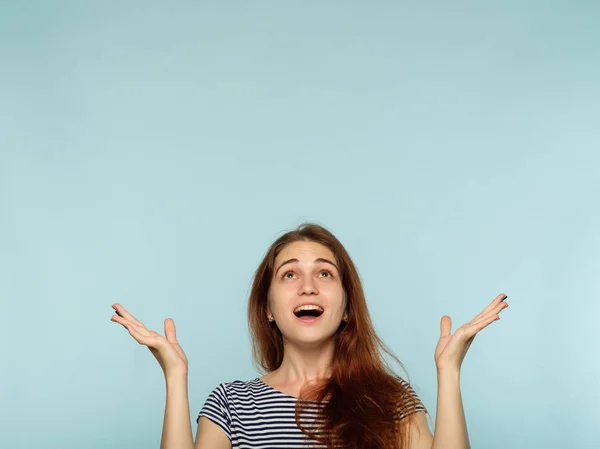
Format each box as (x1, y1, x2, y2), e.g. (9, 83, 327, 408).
(0, 2, 598, 448)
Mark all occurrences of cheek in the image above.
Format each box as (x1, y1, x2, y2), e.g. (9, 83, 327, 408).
(266, 286, 287, 311)
(324, 285, 346, 308)
(270, 281, 297, 298)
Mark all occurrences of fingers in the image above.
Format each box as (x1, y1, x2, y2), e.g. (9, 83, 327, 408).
(112, 303, 144, 327)
(111, 313, 146, 341)
(440, 315, 452, 337)
(110, 306, 173, 352)
(110, 314, 148, 336)
(164, 318, 177, 344)
(164, 318, 186, 360)
(471, 300, 508, 328)
(111, 313, 164, 347)
(465, 313, 499, 337)
(457, 294, 509, 340)
(476, 293, 507, 319)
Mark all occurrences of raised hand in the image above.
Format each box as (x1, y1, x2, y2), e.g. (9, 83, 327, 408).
(110, 303, 188, 378)
(434, 293, 509, 373)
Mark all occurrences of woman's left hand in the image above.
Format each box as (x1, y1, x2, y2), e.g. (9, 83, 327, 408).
(434, 293, 509, 373)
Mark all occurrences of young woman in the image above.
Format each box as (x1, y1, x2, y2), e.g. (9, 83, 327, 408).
(110, 223, 508, 449)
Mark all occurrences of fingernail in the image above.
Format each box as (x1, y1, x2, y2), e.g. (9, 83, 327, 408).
(112, 304, 117, 310)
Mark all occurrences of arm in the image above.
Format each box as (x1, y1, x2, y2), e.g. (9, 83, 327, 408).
(406, 293, 509, 449)
(161, 373, 194, 449)
(404, 371, 468, 449)
(162, 374, 232, 449)
(430, 370, 469, 449)
(110, 304, 210, 449)
(194, 417, 232, 449)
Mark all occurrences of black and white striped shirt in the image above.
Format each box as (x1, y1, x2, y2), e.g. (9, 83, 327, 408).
(197, 377, 426, 448)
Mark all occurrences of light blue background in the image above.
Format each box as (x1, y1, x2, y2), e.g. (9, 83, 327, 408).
(1, 2, 598, 448)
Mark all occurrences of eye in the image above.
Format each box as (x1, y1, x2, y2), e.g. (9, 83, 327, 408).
(319, 269, 334, 278)
(282, 271, 296, 279)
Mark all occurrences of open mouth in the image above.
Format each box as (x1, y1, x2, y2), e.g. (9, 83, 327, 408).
(293, 305, 324, 321)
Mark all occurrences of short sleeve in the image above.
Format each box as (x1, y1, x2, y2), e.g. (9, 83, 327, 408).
(397, 381, 427, 421)
(197, 383, 232, 440)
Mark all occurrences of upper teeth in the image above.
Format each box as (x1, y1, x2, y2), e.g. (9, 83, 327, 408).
(294, 305, 324, 313)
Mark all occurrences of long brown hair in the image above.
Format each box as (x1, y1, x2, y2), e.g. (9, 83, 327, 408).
(248, 223, 426, 449)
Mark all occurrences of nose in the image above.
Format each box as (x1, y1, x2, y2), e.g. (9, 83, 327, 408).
(298, 277, 318, 295)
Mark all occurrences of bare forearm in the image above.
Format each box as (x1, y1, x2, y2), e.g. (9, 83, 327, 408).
(431, 370, 470, 449)
(160, 373, 194, 449)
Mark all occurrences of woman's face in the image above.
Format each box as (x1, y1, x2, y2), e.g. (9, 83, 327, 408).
(267, 240, 347, 346)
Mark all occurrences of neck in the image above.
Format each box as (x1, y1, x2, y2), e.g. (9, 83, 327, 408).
(276, 338, 336, 383)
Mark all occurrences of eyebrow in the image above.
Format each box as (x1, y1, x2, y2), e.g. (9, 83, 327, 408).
(275, 258, 339, 274)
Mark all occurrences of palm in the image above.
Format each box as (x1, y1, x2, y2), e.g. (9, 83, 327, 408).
(146, 321, 188, 372)
(434, 293, 509, 372)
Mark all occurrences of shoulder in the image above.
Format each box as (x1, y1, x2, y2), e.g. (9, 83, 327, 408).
(200, 377, 285, 422)
(396, 378, 428, 420)
(221, 377, 264, 390)
(399, 377, 424, 399)
(206, 377, 272, 402)
(198, 378, 266, 427)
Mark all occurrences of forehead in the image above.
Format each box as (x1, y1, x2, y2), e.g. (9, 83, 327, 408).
(275, 241, 336, 264)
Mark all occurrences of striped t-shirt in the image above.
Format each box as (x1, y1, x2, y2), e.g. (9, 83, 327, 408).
(197, 377, 426, 448)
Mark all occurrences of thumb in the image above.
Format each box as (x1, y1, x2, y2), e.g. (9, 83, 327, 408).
(164, 318, 177, 343)
(440, 315, 452, 337)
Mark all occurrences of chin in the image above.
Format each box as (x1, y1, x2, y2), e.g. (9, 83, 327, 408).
(284, 329, 338, 348)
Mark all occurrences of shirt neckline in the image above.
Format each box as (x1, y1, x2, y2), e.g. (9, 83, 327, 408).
(254, 377, 326, 403)
(255, 377, 300, 400)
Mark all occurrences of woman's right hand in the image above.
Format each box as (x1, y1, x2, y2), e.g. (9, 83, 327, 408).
(110, 303, 188, 378)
